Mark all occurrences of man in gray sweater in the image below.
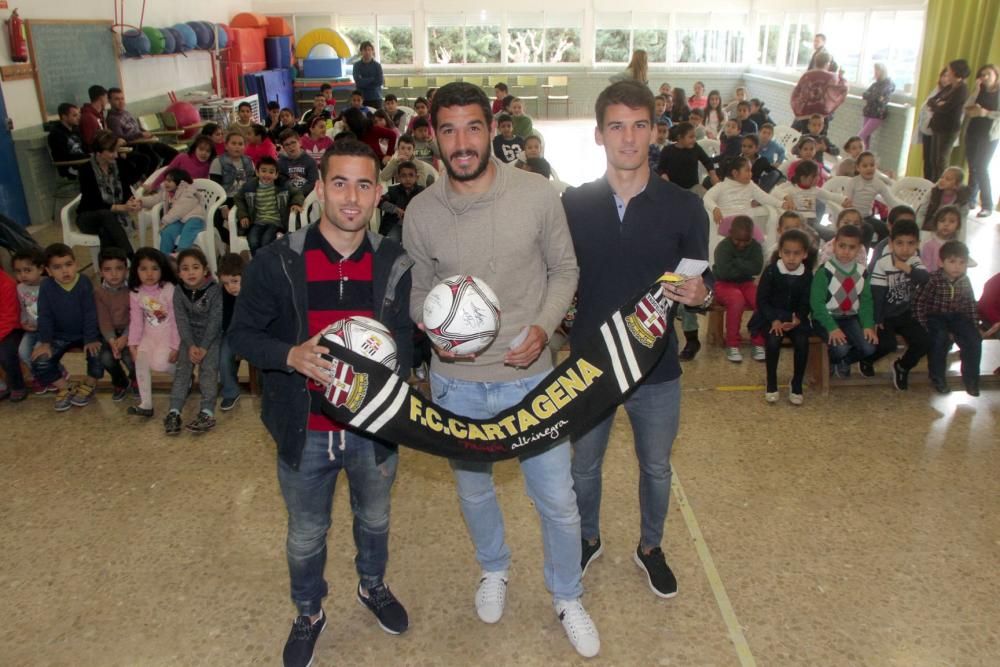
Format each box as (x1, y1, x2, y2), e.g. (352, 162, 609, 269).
(402, 83, 598, 658)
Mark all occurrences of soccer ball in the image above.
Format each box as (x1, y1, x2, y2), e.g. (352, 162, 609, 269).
(422, 275, 501, 355)
(320, 316, 398, 371)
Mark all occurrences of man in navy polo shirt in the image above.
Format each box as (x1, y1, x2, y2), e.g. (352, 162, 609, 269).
(562, 81, 713, 600)
(230, 139, 414, 667)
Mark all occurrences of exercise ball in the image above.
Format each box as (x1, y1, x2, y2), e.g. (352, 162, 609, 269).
(167, 28, 184, 53)
(215, 23, 229, 49)
(121, 29, 150, 57)
(165, 101, 202, 139)
(172, 23, 197, 51)
(187, 21, 212, 49)
(197, 21, 215, 48)
(143, 27, 165, 55)
(160, 27, 177, 54)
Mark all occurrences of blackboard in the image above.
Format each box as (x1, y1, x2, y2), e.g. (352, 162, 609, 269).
(26, 20, 122, 120)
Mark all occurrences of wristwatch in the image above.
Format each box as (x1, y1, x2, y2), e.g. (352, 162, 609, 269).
(700, 288, 714, 310)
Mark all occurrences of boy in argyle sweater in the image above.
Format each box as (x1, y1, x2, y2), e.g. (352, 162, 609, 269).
(913, 240, 981, 396)
(810, 224, 878, 377)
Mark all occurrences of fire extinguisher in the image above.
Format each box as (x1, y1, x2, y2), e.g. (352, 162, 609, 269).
(6, 9, 28, 63)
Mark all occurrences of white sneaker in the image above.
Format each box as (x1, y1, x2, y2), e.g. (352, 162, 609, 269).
(475, 570, 508, 624)
(751, 345, 766, 361)
(789, 388, 804, 406)
(555, 599, 600, 658)
(765, 391, 779, 403)
(726, 347, 743, 362)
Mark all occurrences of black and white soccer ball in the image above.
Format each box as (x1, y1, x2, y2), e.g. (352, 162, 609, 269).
(422, 275, 501, 355)
(321, 316, 398, 371)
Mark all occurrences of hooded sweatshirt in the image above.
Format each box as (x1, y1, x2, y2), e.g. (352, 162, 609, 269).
(403, 155, 579, 382)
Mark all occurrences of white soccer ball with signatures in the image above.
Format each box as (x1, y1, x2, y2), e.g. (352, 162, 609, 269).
(321, 316, 398, 371)
(422, 275, 501, 355)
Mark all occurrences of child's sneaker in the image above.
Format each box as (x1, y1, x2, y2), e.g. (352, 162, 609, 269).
(54, 385, 75, 411)
(185, 410, 216, 433)
(891, 359, 909, 390)
(32, 379, 56, 395)
(219, 395, 240, 411)
(788, 385, 804, 406)
(765, 390, 779, 403)
(832, 360, 851, 378)
(858, 360, 875, 377)
(931, 378, 951, 394)
(164, 410, 182, 436)
(964, 380, 980, 397)
(726, 347, 743, 362)
(751, 345, 766, 361)
(127, 405, 155, 417)
(70, 383, 95, 407)
(111, 385, 129, 402)
(10, 389, 28, 402)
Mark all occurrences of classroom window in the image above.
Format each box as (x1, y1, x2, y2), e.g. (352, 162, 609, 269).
(673, 14, 745, 64)
(506, 12, 582, 65)
(864, 10, 923, 92)
(820, 11, 865, 81)
(756, 15, 781, 67)
(427, 13, 500, 65)
(338, 14, 413, 65)
(595, 13, 668, 64)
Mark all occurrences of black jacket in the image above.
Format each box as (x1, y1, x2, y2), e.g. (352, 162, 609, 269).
(749, 261, 813, 335)
(47, 122, 88, 177)
(562, 176, 712, 385)
(378, 183, 424, 234)
(229, 225, 414, 469)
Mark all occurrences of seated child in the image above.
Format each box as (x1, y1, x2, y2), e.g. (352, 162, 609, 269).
(810, 224, 878, 378)
(277, 130, 320, 195)
(0, 266, 26, 401)
(657, 122, 717, 192)
(758, 123, 786, 168)
(748, 99, 774, 128)
(383, 94, 407, 132)
(836, 157, 857, 177)
(703, 157, 795, 242)
(217, 253, 246, 411)
(94, 247, 136, 401)
(867, 218, 930, 388)
(231, 102, 254, 138)
(12, 248, 45, 391)
(523, 135, 543, 160)
(202, 122, 226, 157)
(149, 135, 214, 191)
(127, 248, 179, 417)
(914, 240, 982, 395)
(381, 134, 437, 186)
(804, 113, 839, 163)
(771, 211, 820, 253)
(923, 166, 972, 229)
(773, 160, 845, 241)
(818, 208, 870, 266)
(140, 168, 208, 256)
(748, 229, 814, 404)
(379, 161, 424, 242)
(245, 124, 278, 166)
(712, 215, 766, 363)
(867, 205, 917, 274)
(492, 83, 508, 115)
(648, 120, 670, 171)
(510, 97, 533, 139)
(718, 119, 743, 163)
(301, 117, 333, 168)
(920, 205, 962, 272)
(492, 113, 525, 164)
(787, 137, 827, 187)
(31, 243, 103, 410)
(410, 118, 439, 168)
(320, 83, 337, 112)
(165, 247, 223, 435)
(843, 151, 899, 241)
(735, 101, 758, 135)
(687, 109, 707, 140)
(236, 156, 305, 256)
(654, 95, 673, 127)
(741, 133, 783, 191)
(208, 131, 255, 243)
(842, 136, 864, 162)
(269, 107, 299, 143)
(406, 97, 432, 135)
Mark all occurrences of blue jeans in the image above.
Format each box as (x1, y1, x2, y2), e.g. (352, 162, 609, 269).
(99, 330, 135, 389)
(159, 217, 205, 254)
(926, 314, 982, 385)
(32, 337, 103, 385)
(219, 335, 241, 401)
(430, 371, 583, 602)
(571, 378, 680, 550)
(820, 316, 876, 365)
(248, 223, 280, 255)
(18, 330, 36, 367)
(277, 430, 398, 617)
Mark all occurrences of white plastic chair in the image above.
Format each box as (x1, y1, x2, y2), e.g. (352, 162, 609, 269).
(135, 166, 168, 246)
(150, 179, 226, 273)
(891, 177, 934, 223)
(772, 125, 801, 158)
(226, 207, 250, 257)
(289, 190, 321, 232)
(822, 176, 853, 222)
(60, 195, 101, 270)
(696, 139, 720, 183)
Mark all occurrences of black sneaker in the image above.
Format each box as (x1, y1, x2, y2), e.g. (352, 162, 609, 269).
(891, 359, 909, 391)
(127, 405, 154, 418)
(633, 545, 678, 599)
(678, 338, 701, 361)
(832, 360, 851, 378)
(859, 360, 875, 377)
(220, 395, 240, 411)
(357, 582, 409, 635)
(581, 537, 604, 577)
(932, 378, 951, 394)
(164, 411, 182, 435)
(112, 385, 129, 402)
(283, 609, 326, 667)
(186, 410, 216, 433)
(965, 381, 980, 397)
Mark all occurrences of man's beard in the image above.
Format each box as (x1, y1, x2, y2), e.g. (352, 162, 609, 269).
(444, 148, 490, 182)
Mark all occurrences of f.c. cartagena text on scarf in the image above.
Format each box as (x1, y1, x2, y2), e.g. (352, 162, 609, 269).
(318, 274, 685, 462)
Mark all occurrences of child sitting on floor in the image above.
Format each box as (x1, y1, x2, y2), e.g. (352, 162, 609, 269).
(920, 205, 962, 272)
(712, 215, 766, 363)
(703, 157, 795, 242)
(749, 229, 814, 405)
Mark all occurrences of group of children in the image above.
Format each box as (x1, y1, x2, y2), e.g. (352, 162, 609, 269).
(0, 244, 247, 434)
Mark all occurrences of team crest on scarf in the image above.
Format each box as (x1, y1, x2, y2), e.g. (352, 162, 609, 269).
(625, 286, 669, 348)
(323, 359, 369, 413)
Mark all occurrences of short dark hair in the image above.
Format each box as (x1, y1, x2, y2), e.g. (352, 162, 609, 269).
(107, 87, 123, 97)
(494, 82, 508, 93)
(187, 135, 215, 158)
(88, 85, 107, 102)
(267, 101, 280, 110)
(44, 242, 75, 266)
(218, 252, 246, 277)
(333, 130, 356, 142)
(91, 129, 119, 154)
(815, 33, 826, 41)
(165, 168, 193, 185)
(749, 98, 762, 107)
(98, 247, 128, 268)
(674, 121, 695, 138)
(414, 96, 429, 108)
(351, 89, 364, 98)
(278, 128, 300, 144)
(939, 240, 969, 261)
(689, 108, 704, 119)
(791, 159, 818, 183)
(430, 82, 492, 130)
(761, 122, 775, 131)
(319, 138, 380, 181)
(411, 116, 431, 131)
(933, 205, 963, 230)
(524, 157, 552, 179)
(496, 113, 513, 125)
(360, 40, 374, 51)
(737, 100, 751, 110)
(949, 59, 971, 80)
(237, 101, 252, 111)
(729, 215, 754, 236)
(890, 219, 920, 240)
(177, 247, 209, 268)
(397, 133, 415, 146)
(320, 83, 332, 92)
(726, 156, 751, 177)
(257, 156, 278, 170)
(835, 224, 862, 242)
(397, 160, 418, 174)
(384, 93, 398, 102)
(11, 247, 45, 267)
(742, 133, 760, 147)
(57, 103, 77, 118)
(888, 205, 916, 224)
(594, 81, 655, 129)
(250, 123, 268, 138)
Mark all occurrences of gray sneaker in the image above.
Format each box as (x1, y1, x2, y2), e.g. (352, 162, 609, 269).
(54, 385, 75, 412)
(185, 410, 216, 433)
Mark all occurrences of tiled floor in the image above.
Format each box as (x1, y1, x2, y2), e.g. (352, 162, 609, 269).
(3, 120, 998, 665)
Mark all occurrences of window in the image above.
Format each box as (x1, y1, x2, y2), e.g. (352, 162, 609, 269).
(757, 15, 782, 66)
(821, 11, 865, 81)
(864, 11, 924, 92)
(673, 14, 745, 64)
(339, 15, 375, 55)
(595, 12, 668, 64)
(506, 12, 582, 65)
(545, 13, 582, 64)
(427, 13, 500, 65)
(337, 14, 413, 65)
(633, 14, 669, 64)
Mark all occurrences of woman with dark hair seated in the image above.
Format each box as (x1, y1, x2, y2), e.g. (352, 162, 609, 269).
(76, 130, 140, 260)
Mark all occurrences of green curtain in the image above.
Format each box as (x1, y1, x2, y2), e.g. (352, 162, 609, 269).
(906, 0, 1000, 176)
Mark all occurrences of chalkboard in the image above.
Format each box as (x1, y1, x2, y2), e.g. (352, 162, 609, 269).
(26, 20, 122, 120)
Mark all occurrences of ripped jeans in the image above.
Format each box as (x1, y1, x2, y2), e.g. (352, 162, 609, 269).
(277, 429, 398, 616)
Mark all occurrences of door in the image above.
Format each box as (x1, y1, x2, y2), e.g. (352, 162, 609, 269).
(0, 83, 30, 226)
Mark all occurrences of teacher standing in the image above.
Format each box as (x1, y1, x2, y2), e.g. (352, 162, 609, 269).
(925, 59, 970, 182)
(353, 41, 385, 110)
(965, 64, 1000, 217)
